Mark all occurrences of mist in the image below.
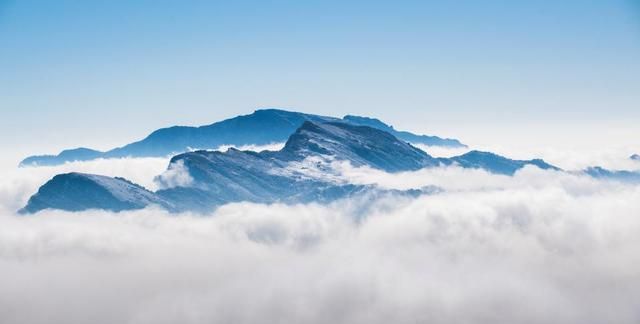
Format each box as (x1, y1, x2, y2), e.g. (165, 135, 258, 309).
(1, 148, 639, 324)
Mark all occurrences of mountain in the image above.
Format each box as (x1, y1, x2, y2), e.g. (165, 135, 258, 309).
(20, 109, 465, 166)
(19, 173, 174, 214)
(21, 121, 554, 214)
(584, 167, 640, 183)
(444, 150, 560, 175)
(20, 148, 104, 167)
(341, 115, 463, 148)
(631, 154, 640, 161)
(155, 121, 445, 211)
(276, 121, 441, 172)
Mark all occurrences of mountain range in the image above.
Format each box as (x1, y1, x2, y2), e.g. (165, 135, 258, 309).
(19, 109, 465, 167)
(21, 120, 556, 214)
(21, 110, 640, 215)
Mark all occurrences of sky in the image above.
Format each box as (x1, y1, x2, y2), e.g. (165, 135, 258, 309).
(1, 0, 639, 156)
(1, 3, 640, 322)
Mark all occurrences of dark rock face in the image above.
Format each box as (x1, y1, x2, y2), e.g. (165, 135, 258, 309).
(21, 121, 557, 214)
(20, 109, 466, 166)
(631, 154, 640, 161)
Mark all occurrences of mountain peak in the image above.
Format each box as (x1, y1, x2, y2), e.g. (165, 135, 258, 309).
(20, 148, 103, 167)
(20, 172, 172, 214)
(22, 119, 560, 214)
(281, 121, 438, 172)
(447, 150, 560, 175)
(20, 109, 466, 167)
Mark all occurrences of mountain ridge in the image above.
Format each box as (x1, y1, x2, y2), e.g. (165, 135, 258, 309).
(20, 172, 175, 214)
(22, 121, 555, 214)
(20, 109, 466, 167)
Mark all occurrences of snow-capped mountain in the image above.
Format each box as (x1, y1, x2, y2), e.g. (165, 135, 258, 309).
(20, 173, 174, 214)
(21, 121, 555, 214)
(444, 150, 559, 175)
(19, 109, 465, 167)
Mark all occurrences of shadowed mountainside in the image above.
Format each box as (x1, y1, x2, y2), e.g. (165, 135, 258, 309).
(22, 121, 556, 214)
(20, 109, 465, 166)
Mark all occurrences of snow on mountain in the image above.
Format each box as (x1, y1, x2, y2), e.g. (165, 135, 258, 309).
(20, 173, 174, 214)
(21, 121, 558, 214)
(20, 109, 466, 167)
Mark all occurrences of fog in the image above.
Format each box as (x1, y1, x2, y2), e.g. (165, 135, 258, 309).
(0, 147, 639, 324)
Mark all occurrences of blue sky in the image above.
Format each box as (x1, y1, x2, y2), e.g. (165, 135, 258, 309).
(1, 0, 639, 154)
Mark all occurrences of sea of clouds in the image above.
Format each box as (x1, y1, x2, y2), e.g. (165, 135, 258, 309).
(1, 144, 640, 324)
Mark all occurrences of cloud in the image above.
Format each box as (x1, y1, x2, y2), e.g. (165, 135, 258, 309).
(154, 160, 194, 189)
(470, 143, 640, 172)
(411, 143, 470, 158)
(1, 155, 640, 324)
(0, 157, 170, 212)
(414, 142, 640, 171)
(209, 142, 286, 153)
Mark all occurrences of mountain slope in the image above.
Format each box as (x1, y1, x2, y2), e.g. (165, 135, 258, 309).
(277, 121, 440, 172)
(105, 109, 337, 158)
(20, 148, 104, 167)
(20, 173, 173, 214)
(155, 122, 445, 210)
(22, 121, 557, 214)
(584, 167, 640, 183)
(20, 109, 466, 166)
(444, 151, 560, 175)
(342, 115, 464, 148)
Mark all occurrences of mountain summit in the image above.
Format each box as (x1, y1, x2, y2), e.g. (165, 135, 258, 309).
(20, 109, 465, 167)
(22, 121, 554, 214)
(20, 173, 174, 214)
(278, 122, 440, 172)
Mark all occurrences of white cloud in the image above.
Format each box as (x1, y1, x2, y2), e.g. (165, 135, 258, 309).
(414, 142, 640, 172)
(1, 155, 640, 323)
(0, 157, 169, 212)
(468, 143, 640, 172)
(213, 142, 286, 153)
(154, 160, 194, 189)
(411, 143, 470, 158)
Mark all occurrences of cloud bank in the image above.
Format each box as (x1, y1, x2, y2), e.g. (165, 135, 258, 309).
(1, 150, 640, 324)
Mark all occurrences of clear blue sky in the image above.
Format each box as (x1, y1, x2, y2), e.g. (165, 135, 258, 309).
(1, 0, 639, 153)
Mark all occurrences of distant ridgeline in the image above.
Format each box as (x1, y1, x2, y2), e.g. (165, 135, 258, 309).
(20, 109, 466, 167)
(20, 112, 640, 215)
(22, 121, 562, 214)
